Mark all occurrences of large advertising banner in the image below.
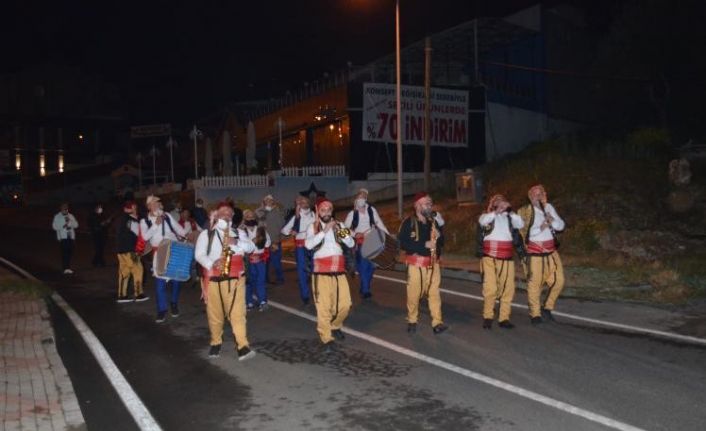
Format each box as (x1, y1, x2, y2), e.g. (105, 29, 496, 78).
(362, 83, 469, 148)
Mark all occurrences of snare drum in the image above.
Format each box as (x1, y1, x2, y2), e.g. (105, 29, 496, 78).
(360, 229, 399, 269)
(154, 239, 195, 281)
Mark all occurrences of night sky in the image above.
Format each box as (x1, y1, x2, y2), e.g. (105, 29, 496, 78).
(2, 0, 538, 125)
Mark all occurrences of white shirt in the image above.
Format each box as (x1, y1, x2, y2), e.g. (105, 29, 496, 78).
(479, 212, 524, 242)
(344, 205, 389, 235)
(528, 203, 565, 242)
(305, 221, 355, 259)
(52, 212, 79, 240)
(194, 227, 255, 272)
(140, 212, 186, 247)
(281, 210, 316, 240)
(242, 225, 271, 254)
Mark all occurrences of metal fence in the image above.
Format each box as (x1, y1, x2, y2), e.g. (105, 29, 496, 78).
(279, 165, 346, 177)
(198, 175, 268, 189)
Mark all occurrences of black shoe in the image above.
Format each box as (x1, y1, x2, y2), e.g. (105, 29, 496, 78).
(432, 324, 449, 335)
(482, 319, 493, 329)
(531, 316, 543, 325)
(361, 292, 372, 301)
(407, 323, 417, 333)
(332, 329, 345, 340)
(498, 320, 515, 329)
(170, 303, 180, 318)
(321, 341, 336, 353)
(116, 295, 131, 303)
(155, 311, 166, 323)
(208, 344, 221, 358)
(541, 308, 556, 322)
(237, 346, 256, 361)
(135, 294, 149, 302)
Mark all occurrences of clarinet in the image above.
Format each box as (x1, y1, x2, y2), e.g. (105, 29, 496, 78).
(538, 202, 559, 244)
(428, 217, 439, 269)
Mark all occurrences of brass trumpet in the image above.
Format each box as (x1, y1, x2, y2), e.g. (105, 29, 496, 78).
(335, 223, 351, 239)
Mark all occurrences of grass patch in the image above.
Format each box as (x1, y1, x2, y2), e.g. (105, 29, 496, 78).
(0, 277, 51, 298)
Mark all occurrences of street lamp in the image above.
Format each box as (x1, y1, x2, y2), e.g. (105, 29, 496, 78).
(189, 125, 203, 179)
(166, 137, 177, 183)
(395, 0, 403, 219)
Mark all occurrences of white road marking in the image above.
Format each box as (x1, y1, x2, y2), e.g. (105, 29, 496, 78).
(282, 259, 706, 347)
(267, 299, 646, 431)
(0, 257, 163, 431)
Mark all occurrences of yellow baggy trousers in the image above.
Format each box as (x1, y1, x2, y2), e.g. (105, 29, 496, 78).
(117, 252, 144, 298)
(406, 263, 443, 327)
(481, 257, 516, 321)
(312, 274, 352, 344)
(526, 251, 565, 317)
(206, 277, 249, 350)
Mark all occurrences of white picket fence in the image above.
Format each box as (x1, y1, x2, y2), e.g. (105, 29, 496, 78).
(198, 175, 268, 189)
(280, 165, 346, 177)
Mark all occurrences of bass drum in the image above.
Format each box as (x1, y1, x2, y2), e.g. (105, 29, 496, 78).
(154, 239, 195, 281)
(360, 228, 399, 269)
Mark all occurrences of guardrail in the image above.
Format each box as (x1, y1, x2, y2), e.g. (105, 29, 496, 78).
(280, 165, 346, 177)
(198, 176, 268, 188)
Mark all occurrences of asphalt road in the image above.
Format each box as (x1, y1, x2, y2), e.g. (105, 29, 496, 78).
(1, 226, 705, 431)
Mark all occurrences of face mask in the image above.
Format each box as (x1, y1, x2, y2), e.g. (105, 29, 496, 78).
(265, 206, 273, 211)
(301, 208, 310, 215)
(355, 199, 366, 209)
(61, 210, 68, 215)
(216, 219, 229, 230)
(245, 220, 257, 227)
(196, 203, 203, 208)
(97, 208, 103, 214)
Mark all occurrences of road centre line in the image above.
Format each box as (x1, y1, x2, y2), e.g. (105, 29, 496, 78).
(282, 259, 706, 347)
(0, 256, 163, 431)
(267, 299, 646, 431)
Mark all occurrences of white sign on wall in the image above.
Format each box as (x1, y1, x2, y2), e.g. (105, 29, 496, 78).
(362, 83, 469, 148)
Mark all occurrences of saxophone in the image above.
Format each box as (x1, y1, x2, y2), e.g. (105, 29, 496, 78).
(428, 217, 439, 269)
(220, 224, 234, 277)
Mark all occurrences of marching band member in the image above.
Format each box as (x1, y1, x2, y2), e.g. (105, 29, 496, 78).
(256, 194, 286, 285)
(344, 188, 388, 300)
(241, 209, 271, 311)
(52, 202, 79, 275)
(478, 194, 524, 329)
(305, 197, 355, 348)
(281, 195, 316, 305)
(518, 185, 566, 324)
(194, 202, 256, 361)
(140, 195, 187, 323)
(398, 192, 448, 335)
(115, 201, 148, 303)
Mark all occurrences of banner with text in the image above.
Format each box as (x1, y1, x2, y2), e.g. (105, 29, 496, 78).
(362, 83, 469, 148)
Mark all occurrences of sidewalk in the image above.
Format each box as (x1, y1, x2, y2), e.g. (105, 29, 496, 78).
(0, 267, 85, 431)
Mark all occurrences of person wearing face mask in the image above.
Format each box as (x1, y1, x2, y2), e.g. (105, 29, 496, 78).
(281, 195, 316, 305)
(115, 201, 149, 303)
(478, 194, 525, 330)
(305, 197, 355, 349)
(52, 203, 79, 274)
(88, 202, 111, 267)
(398, 192, 448, 335)
(195, 202, 257, 361)
(140, 195, 188, 323)
(518, 185, 566, 324)
(256, 194, 285, 285)
(241, 209, 271, 311)
(343, 188, 388, 300)
(169, 200, 183, 221)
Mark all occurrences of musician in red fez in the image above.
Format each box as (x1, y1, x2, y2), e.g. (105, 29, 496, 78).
(398, 192, 448, 335)
(478, 194, 524, 330)
(194, 202, 256, 361)
(115, 201, 148, 303)
(518, 185, 566, 324)
(305, 197, 355, 348)
(344, 188, 389, 300)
